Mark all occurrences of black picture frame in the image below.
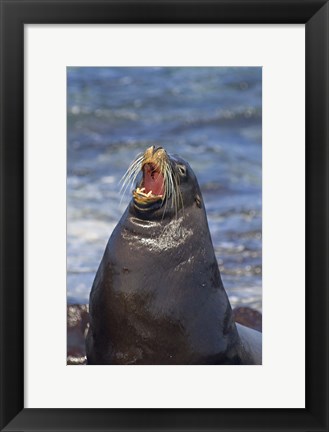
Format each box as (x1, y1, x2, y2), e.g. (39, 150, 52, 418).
(1, 1, 328, 431)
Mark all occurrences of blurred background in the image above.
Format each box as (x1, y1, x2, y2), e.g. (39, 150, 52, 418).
(67, 67, 262, 311)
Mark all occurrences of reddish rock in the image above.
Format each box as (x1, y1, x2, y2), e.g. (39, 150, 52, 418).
(232, 306, 262, 332)
(67, 304, 89, 364)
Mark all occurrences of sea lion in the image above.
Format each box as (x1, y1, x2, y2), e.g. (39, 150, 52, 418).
(86, 146, 261, 365)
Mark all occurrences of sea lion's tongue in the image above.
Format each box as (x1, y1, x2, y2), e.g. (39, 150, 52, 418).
(143, 164, 164, 196)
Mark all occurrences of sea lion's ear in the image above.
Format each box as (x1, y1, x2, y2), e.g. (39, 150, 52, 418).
(177, 164, 187, 177)
(195, 194, 202, 208)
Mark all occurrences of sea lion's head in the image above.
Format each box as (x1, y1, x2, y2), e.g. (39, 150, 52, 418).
(121, 146, 203, 219)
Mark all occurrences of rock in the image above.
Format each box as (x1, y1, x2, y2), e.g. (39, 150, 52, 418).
(67, 304, 89, 364)
(232, 306, 262, 332)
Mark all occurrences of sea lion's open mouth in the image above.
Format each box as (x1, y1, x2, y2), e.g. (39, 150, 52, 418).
(133, 148, 166, 205)
(121, 145, 183, 213)
(143, 163, 165, 196)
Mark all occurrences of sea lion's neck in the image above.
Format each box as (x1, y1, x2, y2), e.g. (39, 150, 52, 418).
(118, 199, 241, 344)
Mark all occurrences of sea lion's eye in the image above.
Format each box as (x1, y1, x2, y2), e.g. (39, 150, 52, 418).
(177, 165, 187, 177)
(195, 194, 202, 208)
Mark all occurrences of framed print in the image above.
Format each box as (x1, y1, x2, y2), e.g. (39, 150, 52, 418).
(1, 1, 328, 431)
(66, 65, 263, 368)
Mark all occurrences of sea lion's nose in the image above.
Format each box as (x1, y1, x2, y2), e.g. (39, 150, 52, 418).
(144, 145, 165, 158)
(144, 146, 155, 157)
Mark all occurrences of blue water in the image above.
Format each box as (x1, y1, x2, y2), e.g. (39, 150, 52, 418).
(67, 67, 262, 311)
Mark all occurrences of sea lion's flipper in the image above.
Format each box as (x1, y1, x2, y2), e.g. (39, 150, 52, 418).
(236, 323, 262, 365)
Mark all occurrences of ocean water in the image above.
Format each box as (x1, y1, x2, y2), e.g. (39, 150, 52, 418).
(67, 67, 262, 311)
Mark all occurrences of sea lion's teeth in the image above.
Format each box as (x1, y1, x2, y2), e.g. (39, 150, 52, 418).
(147, 191, 152, 197)
(135, 187, 148, 197)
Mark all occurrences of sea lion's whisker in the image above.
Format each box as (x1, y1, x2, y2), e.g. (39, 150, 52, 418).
(121, 154, 143, 175)
(120, 168, 141, 195)
(174, 172, 184, 216)
(122, 153, 143, 174)
(120, 167, 139, 196)
(166, 167, 176, 210)
(119, 155, 144, 201)
(120, 154, 143, 184)
(172, 173, 181, 218)
(171, 172, 180, 217)
(161, 167, 171, 220)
